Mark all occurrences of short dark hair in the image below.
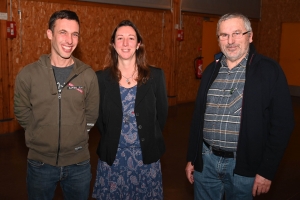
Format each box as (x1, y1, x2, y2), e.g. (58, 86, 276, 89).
(48, 10, 80, 32)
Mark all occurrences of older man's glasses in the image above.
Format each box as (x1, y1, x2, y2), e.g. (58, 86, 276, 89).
(218, 31, 250, 41)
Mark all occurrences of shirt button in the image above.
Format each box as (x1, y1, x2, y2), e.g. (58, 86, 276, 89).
(138, 125, 142, 129)
(141, 138, 145, 142)
(136, 113, 139, 116)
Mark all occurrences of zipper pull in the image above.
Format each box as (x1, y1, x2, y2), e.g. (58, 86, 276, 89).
(58, 89, 62, 99)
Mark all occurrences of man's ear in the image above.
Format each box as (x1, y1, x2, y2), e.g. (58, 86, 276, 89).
(249, 32, 253, 43)
(46, 29, 53, 40)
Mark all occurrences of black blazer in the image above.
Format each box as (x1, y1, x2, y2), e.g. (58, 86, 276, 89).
(96, 66, 168, 166)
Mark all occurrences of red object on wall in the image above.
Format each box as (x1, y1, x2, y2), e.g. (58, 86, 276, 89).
(177, 29, 184, 41)
(194, 56, 203, 79)
(6, 21, 16, 38)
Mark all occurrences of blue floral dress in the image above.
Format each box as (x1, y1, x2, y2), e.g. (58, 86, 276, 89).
(92, 85, 163, 200)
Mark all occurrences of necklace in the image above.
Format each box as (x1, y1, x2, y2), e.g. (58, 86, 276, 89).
(121, 70, 136, 85)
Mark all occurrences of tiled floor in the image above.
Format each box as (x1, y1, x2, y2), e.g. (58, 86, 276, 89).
(1, 96, 299, 200)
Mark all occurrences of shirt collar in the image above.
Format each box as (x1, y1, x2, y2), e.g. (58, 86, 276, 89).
(221, 52, 249, 70)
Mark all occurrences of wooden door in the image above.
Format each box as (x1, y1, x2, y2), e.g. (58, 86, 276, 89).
(279, 23, 300, 86)
(202, 18, 219, 71)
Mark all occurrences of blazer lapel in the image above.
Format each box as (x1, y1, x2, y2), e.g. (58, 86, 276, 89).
(135, 81, 151, 107)
(104, 76, 122, 109)
(102, 70, 152, 109)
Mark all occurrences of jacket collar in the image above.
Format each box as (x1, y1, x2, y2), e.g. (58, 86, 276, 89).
(39, 54, 90, 95)
(209, 43, 257, 88)
(214, 43, 257, 69)
(246, 43, 256, 67)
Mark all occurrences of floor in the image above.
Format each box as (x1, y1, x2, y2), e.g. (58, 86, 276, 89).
(0, 96, 299, 200)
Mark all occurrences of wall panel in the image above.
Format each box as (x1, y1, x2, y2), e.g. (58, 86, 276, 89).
(78, 0, 171, 10)
(182, 0, 261, 19)
(176, 14, 202, 103)
(257, 0, 300, 95)
(0, 0, 16, 133)
(258, 0, 300, 61)
(10, 1, 173, 76)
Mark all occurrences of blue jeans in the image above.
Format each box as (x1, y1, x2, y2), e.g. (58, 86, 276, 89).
(27, 159, 91, 200)
(194, 143, 254, 200)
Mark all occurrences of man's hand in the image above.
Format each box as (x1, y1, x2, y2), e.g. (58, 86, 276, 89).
(185, 162, 194, 184)
(252, 174, 272, 196)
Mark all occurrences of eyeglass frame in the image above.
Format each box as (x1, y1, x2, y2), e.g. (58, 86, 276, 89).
(218, 31, 251, 41)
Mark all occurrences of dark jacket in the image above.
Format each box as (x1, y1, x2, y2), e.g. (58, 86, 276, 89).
(14, 54, 99, 166)
(187, 44, 294, 180)
(96, 66, 168, 166)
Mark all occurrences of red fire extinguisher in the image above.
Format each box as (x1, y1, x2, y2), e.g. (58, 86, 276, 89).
(194, 56, 203, 79)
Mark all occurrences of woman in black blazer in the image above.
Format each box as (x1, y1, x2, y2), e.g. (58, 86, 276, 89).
(92, 20, 168, 200)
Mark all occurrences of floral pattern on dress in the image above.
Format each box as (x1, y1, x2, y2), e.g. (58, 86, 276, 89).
(92, 85, 163, 200)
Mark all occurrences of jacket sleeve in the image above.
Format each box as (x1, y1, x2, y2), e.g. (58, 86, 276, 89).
(14, 71, 32, 130)
(85, 70, 100, 132)
(186, 83, 203, 162)
(155, 69, 168, 131)
(186, 60, 219, 165)
(257, 60, 294, 180)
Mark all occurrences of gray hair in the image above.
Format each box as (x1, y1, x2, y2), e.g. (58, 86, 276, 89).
(216, 13, 252, 37)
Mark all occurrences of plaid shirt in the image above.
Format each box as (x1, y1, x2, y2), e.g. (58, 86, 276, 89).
(203, 53, 248, 152)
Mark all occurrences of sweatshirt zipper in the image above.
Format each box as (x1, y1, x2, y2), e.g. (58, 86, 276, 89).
(55, 74, 78, 166)
(56, 89, 62, 165)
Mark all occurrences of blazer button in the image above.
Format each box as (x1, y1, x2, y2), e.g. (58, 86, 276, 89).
(135, 113, 139, 116)
(138, 125, 142, 129)
(141, 138, 145, 142)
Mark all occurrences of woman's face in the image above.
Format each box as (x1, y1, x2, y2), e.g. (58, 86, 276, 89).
(113, 26, 140, 62)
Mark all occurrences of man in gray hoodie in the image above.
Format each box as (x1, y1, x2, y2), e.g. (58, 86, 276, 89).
(14, 10, 99, 200)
